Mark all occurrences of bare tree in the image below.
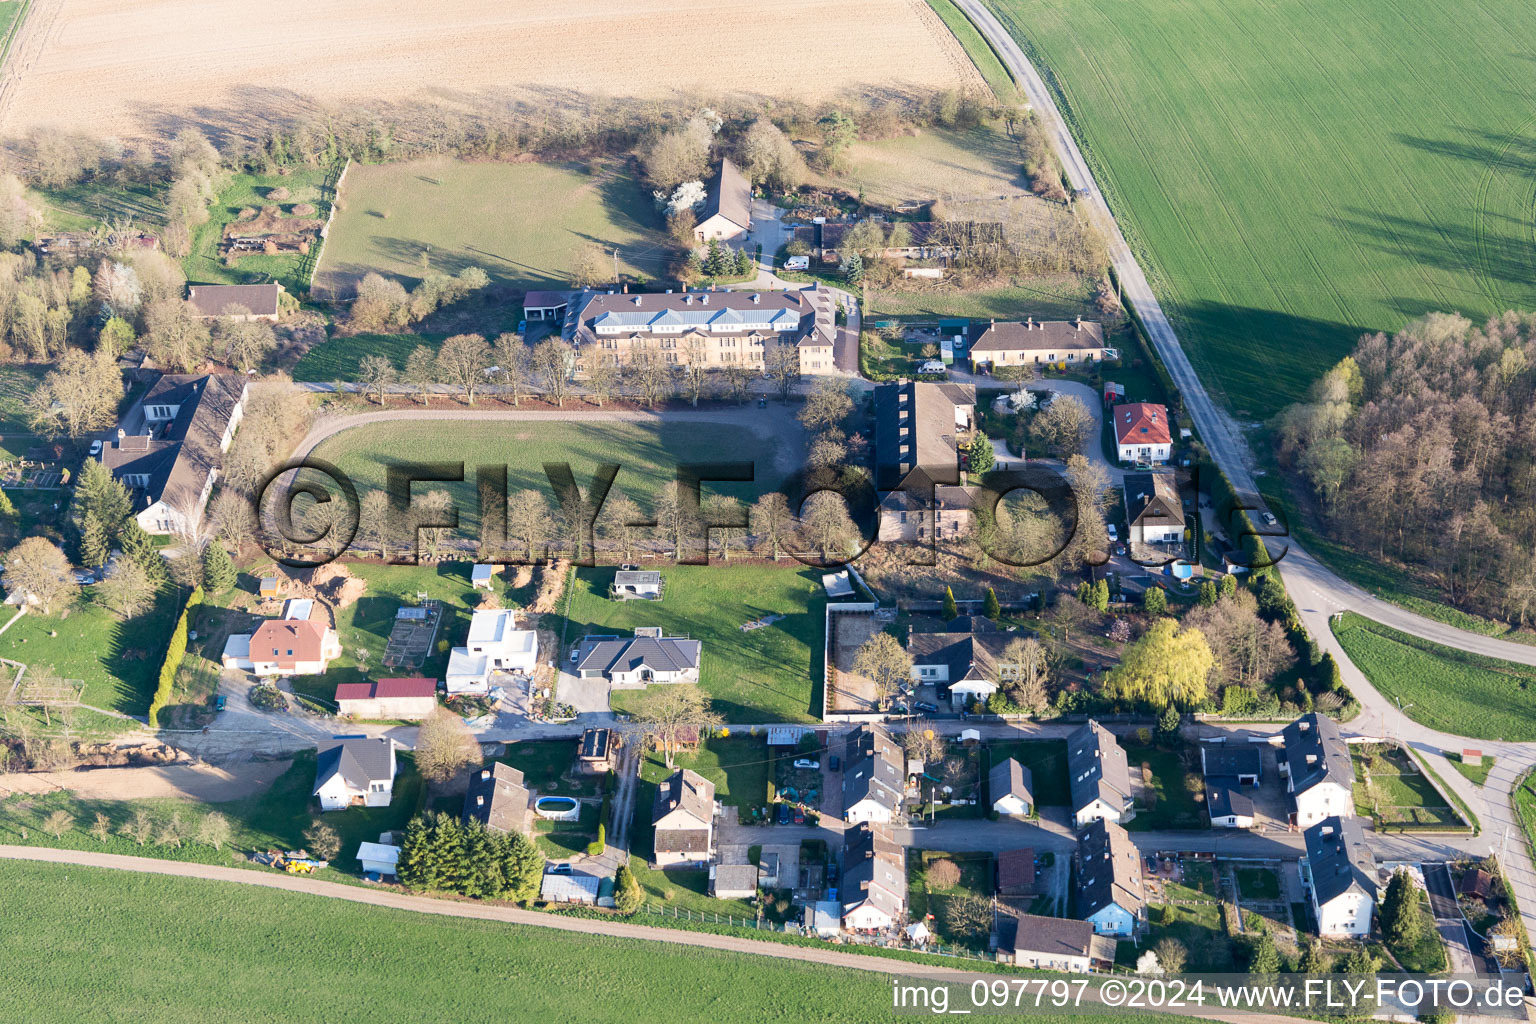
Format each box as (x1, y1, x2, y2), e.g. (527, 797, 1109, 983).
(493, 334, 535, 406)
(414, 708, 484, 783)
(632, 684, 721, 768)
(751, 492, 793, 560)
(27, 348, 122, 439)
(597, 490, 643, 563)
(356, 490, 391, 558)
(97, 556, 155, 618)
(799, 490, 857, 560)
(2, 537, 75, 614)
(628, 352, 672, 407)
(997, 636, 1050, 712)
(403, 345, 437, 405)
(533, 339, 574, 407)
(799, 378, 854, 432)
(435, 333, 491, 404)
(506, 490, 552, 561)
(765, 343, 800, 401)
(850, 632, 912, 706)
(357, 355, 397, 404)
(214, 308, 276, 372)
(302, 820, 342, 860)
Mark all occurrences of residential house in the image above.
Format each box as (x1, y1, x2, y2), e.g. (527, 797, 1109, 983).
(571, 285, 835, 376)
(611, 568, 664, 600)
(573, 628, 701, 689)
(314, 737, 397, 811)
(541, 873, 601, 904)
(334, 677, 438, 720)
(840, 822, 907, 931)
(1076, 818, 1146, 938)
(652, 768, 715, 867)
(873, 381, 979, 543)
(462, 762, 532, 835)
(996, 848, 1038, 898)
(1123, 472, 1184, 547)
(101, 373, 248, 535)
(1282, 713, 1354, 828)
(1208, 786, 1256, 828)
(841, 724, 904, 824)
(694, 158, 751, 241)
(989, 758, 1034, 817)
(1202, 743, 1261, 828)
(968, 317, 1113, 372)
(710, 863, 760, 899)
(1301, 816, 1379, 937)
(908, 624, 1003, 709)
(222, 598, 342, 677)
(1067, 720, 1135, 826)
(446, 608, 538, 694)
(186, 282, 284, 321)
(995, 912, 1116, 972)
(1113, 403, 1172, 465)
(356, 840, 401, 878)
(577, 728, 616, 774)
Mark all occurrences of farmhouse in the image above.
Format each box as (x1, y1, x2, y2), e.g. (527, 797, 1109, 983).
(1067, 720, 1135, 826)
(611, 568, 664, 601)
(907, 625, 1004, 708)
(186, 282, 284, 321)
(872, 381, 978, 543)
(1113, 403, 1172, 465)
(446, 609, 538, 694)
(842, 724, 905, 824)
(1281, 713, 1354, 828)
(694, 158, 751, 242)
(101, 373, 248, 535)
(1301, 816, 1379, 937)
(313, 737, 397, 811)
(222, 599, 342, 677)
(571, 285, 835, 376)
(968, 317, 1113, 372)
(462, 762, 532, 835)
(989, 757, 1034, 817)
(1123, 472, 1185, 547)
(996, 847, 1038, 897)
(652, 768, 715, 867)
(1075, 818, 1145, 938)
(334, 677, 438, 720)
(840, 822, 906, 932)
(995, 912, 1116, 972)
(573, 628, 701, 688)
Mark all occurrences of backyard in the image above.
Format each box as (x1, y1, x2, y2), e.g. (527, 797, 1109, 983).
(984, 740, 1068, 805)
(908, 850, 995, 949)
(565, 564, 827, 722)
(1123, 743, 1207, 831)
(641, 734, 771, 815)
(184, 167, 335, 293)
(1351, 745, 1464, 829)
(313, 159, 669, 297)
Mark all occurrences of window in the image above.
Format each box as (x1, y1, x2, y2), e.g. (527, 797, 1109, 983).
(286, 649, 293, 656)
(271, 648, 279, 656)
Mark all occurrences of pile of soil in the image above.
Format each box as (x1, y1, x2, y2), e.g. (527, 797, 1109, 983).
(530, 559, 569, 615)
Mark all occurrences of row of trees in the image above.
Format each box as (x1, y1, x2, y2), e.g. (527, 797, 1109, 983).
(344, 267, 491, 335)
(397, 811, 545, 901)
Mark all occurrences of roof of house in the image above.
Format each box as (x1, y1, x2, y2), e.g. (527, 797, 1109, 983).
(575, 632, 701, 676)
(1282, 713, 1353, 796)
(997, 848, 1036, 892)
(101, 373, 246, 517)
(1123, 471, 1185, 530)
(467, 608, 518, 645)
(1113, 402, 1172, 446)
(540, 873, 601, 901)
(970, 318, 1106, 354)
(251, 617, 330, 667)
(579, 728, 612, 760)
(908, 629, 1006, 686)
(1459, 868, 1493, 898)
(699, 158, 751, 230)
(1304, 816, 1379, 906)
(446, 648, 489, 679)
(1076, 818, 1145, 920)
(652, 768, 714, 851)
(841, 822, 906, 922)
(1202, 744, 1262, 778)
(471, 564, 496, 582)
(1207, 783, 1256, 820)
(335, 677, 437, 702)
(462, 762, 531, 833)
(872, 380, 977, 493)
(522, 290, 572, 309)
(989, 758, 1034, 807)
(1067, 720, 1133, 817)
(712, 864, 760, 892)
(842, 724, 904, 813)
(614, 569, 663, 586)
(314, 737, 394, 794)
(355, 841, 401, 871)
(186, 282, 283, 318)
(997, 910, 1095, 960)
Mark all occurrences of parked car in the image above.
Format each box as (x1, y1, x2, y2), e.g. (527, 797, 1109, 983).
(793, 758, 819, 770)
(935, 684, 951, 702)
(88, 439, 102, 457)
(1107, 523, 1118, 541)
(547, 862, 572, 875)
(913, 701, 939, 714)
(776, 803, 791, 825)
(783, 255, 810, 271)
(71, 568, 96, 585)
(757, 396, 767, 408)
(214, 695, 227, 712)
(517, 320, 528, 334)
(1262, 511, 1278, 527)
(793, 807, 804, 824)
(916, 359, 946, 376)
(828, 755, 840, 772)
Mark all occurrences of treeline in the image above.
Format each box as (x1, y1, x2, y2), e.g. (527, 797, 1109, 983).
(397, 812, 544, 901)
(1277, 311, 1536, 623)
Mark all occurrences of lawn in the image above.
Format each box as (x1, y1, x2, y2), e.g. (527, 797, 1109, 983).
(866, 276, 1097, 323)
(1123, 744, 1208, 831)
(291, 332, 445, 382)
(1235, 867, 1279, 902)
(1450, 752, 1492, 787)
(0, 751, 424, 877)
(909, 850, 995, 948)
(986, 0, 1536, 419)
(641, 735, 771, 814)
(314, 158, 669, 297)
(1162, 861, 1219, 904)
(183, 167, 335, 293)
(500, 739, 605, 799)
(29, 178, 167, 235)
(628, 768, 759, 919)
(985, 738, 1068, 806)
(1119, 901, 1239, 972)
(1351, 745, 1463, 828)
(0, 585, 186, 716)
(567, 564, 827, 723)
(1385, 898, 1449, 974)
(1332, 612, 1536, 741)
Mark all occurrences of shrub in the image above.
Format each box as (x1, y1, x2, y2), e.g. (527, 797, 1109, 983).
(292, 202, 316, 216)
(926, 858, 961, 889)
(586, 822, 606, 857)
(147, 586, 203, 727)
(267, 186, 291, 201)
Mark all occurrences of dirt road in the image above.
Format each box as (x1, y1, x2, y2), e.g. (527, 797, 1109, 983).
(0, 761, 291, 801)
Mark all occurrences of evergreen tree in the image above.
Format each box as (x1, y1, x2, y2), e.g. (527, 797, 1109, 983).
(1198, 581, 1217, 606)
(503, 831, 545, 902)
(460, 823, 505, 899)
(941, 586, 958, 621)
(202, 541, 237, 594)
(1143, 586, 1167, 615)
(1219, 573, 1238, 600)
(840, 251, 864, 285)
(79, 511, 109, 568)
(75, 458, 132, 536)
(397, 814, 439, 890)
(1091, 578, 1111, 612)
(1381, 869, 1423, 948)
(121, 519, 167, 583)
(1298, 938, 1332, 975)
(704, 239, 728, 276)
(615, 862, 644, 915)
(966, 432, 995, 474)
(1249, 932, 1280, 973)
(1077, 580, 1093, 605)
(1157, 703, 1181, 738)
(983, 587, 1001, 620)
(0, 486, 17, 524)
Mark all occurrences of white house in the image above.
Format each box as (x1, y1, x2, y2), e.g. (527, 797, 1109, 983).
(989, 757, 1034, 817)
(693, 158, 751, 242)
(1302, 816, 1378, 937)
(313, 737, 397, 812)
(446, 609, 538, 694)
(222, 598, 342, 677)
(996, 913, 1117, 973)
(709, 864, 760, 899)
(841, 823, 906, 931)
(1207, 785, 1256, 828)
(356, 840, 401, 877)
(1282, 713, 1354, 828)
(1122, 471, 1185, 547)
(573, 628, 701, 689)
(908, 626, 1003, 710)
(611, 568, 664, 600)
(1113, 402, 1172, 465)
(1076, 818, 1145, 938)
(1202, 743, 1261, 828)
(841, 725, 904, 825)
(1068, 720, 1135, 826)
(652, 768, 715, 867)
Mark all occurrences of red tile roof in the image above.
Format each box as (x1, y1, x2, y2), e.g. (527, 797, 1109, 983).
(250, 618, 329, 669)
(1114, 402, 1171, 446)
(336, 677, 436, 701)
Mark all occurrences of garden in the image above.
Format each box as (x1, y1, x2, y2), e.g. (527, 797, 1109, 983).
(1351, 744, 1466, 829)
(908, 850, 995, 949)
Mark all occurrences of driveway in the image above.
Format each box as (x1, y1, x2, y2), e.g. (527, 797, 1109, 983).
(556, 669, 610, 715)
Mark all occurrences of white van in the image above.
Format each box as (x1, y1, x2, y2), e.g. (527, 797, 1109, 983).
(917, 360, 947, 375)
(783, 255, 810, 271)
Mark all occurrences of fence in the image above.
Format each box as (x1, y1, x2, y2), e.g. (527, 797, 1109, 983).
(297, 158, 349, 297)
(638, 903, 999, 963)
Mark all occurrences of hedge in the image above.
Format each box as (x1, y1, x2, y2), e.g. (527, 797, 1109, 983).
(147, 586, 203, 728)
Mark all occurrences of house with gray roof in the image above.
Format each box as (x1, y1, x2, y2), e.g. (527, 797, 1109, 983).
(1075, 818, 1145, 938)
(710, 863, 760, 899)
(314, 737, 397, 811)
(873, 380, 978, 543)
(968, 316, 1113, 372)
(694, 158, 751, 242)
(1067, 720, 1135, 826)
(101, 373, 248, 535)
(652, 768, 715, 867)
(842, 724, 905, 824)
(996, 911, 1117, 972)
(1201, 743, 1262, 828)
(1302, 816, 1379, 936)
(462, 762, 531, 835)
(187, 282, 284, 320)
(573, 628, 701, 689)
(989, 757, 1033, 817)
(1281, 713, 1354, 828)
(841, 822, 906, 931)
(908, 624, 1006, 708)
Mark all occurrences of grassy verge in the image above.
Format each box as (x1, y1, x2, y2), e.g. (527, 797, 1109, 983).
(1448, 751, 1492, 787)
(925, 0, 1019, 102)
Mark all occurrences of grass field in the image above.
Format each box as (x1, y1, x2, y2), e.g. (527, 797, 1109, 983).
(1332, 612, 1536, 741)
(1123, 745, 1207, 831)
(183, 168, 334, 293)
(1235, 867, 1279, 902)
(986, 0, 1536, 418)
(828, 124, 1026, 207)
(1351, 746, 1462, 827)
(292, 332, 455, 382)
(566, 565, 826, 722)
(1450, 752, 1492, 787)
(315, 159, 669, 296)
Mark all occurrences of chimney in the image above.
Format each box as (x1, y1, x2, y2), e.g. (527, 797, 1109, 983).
(702, 294, 710, 304)
(1027, 316, 1034, 330)
(117, 428, 125, 440)
(622, 283, 628, 294)
(476, 795, 485, 807)
(1075, 316, 1082, 330)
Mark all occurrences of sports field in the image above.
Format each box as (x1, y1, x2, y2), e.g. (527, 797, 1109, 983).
(314, 160, 667, 296)
(986, 0, 1536, 417)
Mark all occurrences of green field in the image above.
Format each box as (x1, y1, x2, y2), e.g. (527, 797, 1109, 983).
(929, 0, 1018, 102)
(184, 168, 335, 293)
(1352, 746, 1461, 827)
(1122, 745, 1207, 831)
(985, 0, 1536, 417)
(828, 123, 1026, 208)
(314, 158, 669, 296)
(1333, 612, 1536, 741)
(566, 565, 826, 722)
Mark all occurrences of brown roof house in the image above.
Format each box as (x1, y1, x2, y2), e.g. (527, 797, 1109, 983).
(221, 598, 341, 677)
(694, 158, 751, 242)
(462, 763, 533, 835)
(652, 768, 715, 867)
(187, 282, 284, 321)
(1123, 471, 1184, 548)
(969, 317, 1112, 372)
(101, 373, 248, 535)
(996, 847, 1038, 897)
(873, 381, 978, 544)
